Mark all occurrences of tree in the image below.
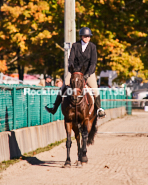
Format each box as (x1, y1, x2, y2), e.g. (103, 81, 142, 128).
(76, 0, 148, 81)
(0, 0, 65, 80)
(1, 0, 148, 82)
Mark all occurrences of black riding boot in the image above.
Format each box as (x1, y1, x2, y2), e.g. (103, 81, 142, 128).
(95, 95, 106, 118)
(45, 85, 67, 115)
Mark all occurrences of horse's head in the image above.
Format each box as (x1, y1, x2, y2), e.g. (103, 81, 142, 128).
(69, 64, 85, 103)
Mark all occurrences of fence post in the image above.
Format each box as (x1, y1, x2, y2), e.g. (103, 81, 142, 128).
(124, 85, 126, 107)
(13, 87, 16, 130)
(127, 94, 132, 115)
(27, 93, 30, 127)
(40, 88, 43, 125)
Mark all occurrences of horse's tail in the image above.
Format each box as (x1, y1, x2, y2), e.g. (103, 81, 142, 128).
(87, 114, 97, 146)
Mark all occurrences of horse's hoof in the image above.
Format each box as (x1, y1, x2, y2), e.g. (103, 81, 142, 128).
(76, 161, 82, 167)
(64, 160, 71, 167)
(81, 156, 88, 163)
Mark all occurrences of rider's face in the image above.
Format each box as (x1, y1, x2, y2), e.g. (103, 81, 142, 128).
(81, 36, 90, 43)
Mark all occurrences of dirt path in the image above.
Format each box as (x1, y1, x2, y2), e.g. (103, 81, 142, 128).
(1, 110, 148, 185)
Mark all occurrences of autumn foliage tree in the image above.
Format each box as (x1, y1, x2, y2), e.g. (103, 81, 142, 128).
(76, 0, 148, 81)
(0, 0, 64, 80)
(0, 0, 148, 82)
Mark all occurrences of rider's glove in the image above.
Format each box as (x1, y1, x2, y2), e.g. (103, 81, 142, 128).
(84, 73, 89, 82)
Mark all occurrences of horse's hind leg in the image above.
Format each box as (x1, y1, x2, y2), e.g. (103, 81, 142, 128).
(81, 119, 89, 163)
(65, 122, 72, 167)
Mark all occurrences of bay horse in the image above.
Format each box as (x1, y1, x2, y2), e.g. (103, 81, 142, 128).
(61, 65, 98, 167)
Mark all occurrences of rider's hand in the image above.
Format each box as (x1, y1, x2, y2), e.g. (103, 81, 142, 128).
(84, 73, 89, 82)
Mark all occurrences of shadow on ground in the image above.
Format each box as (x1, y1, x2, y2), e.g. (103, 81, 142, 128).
(22, 156, 65, 167)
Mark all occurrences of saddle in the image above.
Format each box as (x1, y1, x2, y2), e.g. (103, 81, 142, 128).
(84, 84, 95, 115)
(84, 84, 95, 104)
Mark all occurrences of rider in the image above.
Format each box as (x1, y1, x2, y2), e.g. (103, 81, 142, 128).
(45, 27, 106, 117)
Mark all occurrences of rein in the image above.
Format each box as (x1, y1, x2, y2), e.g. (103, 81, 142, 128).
(69, 71, 90, 131)
(74, 88, 82, 94)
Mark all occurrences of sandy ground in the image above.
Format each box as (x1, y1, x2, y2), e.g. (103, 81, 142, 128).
(1, 110, 148, 185)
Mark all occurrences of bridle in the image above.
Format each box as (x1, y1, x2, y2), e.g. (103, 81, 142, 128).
(70, 72, 85, 103)
(69, 71, 86, 131)
(71, 72, 85, 97)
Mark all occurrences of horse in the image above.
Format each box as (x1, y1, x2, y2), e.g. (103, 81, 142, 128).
(61, 65, 98, 167)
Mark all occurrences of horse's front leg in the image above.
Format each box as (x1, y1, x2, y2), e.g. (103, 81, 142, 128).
(65, 121, 72, 167)
(81, 118, 89, 163)
(72, 125, 81, 166)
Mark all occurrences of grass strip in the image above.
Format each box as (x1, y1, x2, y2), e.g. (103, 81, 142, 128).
(0, 138, 72, 173)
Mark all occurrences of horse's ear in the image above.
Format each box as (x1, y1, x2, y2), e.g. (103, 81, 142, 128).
(81, 65, 86, 74)
(69, 64, 74, 74)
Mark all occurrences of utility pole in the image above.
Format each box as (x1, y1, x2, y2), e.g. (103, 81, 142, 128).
(64, 0, 76, 79)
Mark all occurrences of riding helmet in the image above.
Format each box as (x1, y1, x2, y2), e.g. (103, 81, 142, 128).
(79, 27, 93, 36)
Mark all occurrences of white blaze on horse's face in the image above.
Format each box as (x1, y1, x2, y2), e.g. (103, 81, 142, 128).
(76, 77, 78, 82)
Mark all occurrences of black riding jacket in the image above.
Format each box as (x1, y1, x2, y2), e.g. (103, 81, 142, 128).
(68, 40, 97, 76)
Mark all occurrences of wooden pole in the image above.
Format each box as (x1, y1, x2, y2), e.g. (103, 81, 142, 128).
(64, 0, 76, 79)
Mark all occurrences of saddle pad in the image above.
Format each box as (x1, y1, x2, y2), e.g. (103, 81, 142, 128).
(84, 85, 94, 104)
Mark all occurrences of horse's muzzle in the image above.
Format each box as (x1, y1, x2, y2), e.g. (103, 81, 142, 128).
(71, 95, 80, 104)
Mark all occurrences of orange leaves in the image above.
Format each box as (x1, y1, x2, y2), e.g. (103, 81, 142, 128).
(106, 43, 114, 52)
(79, 0, 148, 81)
(108, 50, 144, 79)
(31, 1, 49, 22)
(12, 33, 26, 50)
(138, 32, 147, 37)
(27, 2, 38, 14)
(6, 23, 19, 34)
(28, 1, 49, 12)
(96, 30, 145, 80)
(0, 60, 7, 73)
(0, 0, 65, 76)
(127, 31, 147, 38)
(0, 0, 56, 54)
(31, 23, 38, 30)
(13, 33, 26, 42)
(75, 2, 85, 13)
(100, 0, 105, 4)
(31, 30, 52, 46)
(0, 31, 6, 40)
(47, 16, 53, 23)
(57, 0, 64, 5)
(34, 12, 46, 22)
(1, 4, 23, 20)
(38, 1, 49, 11)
